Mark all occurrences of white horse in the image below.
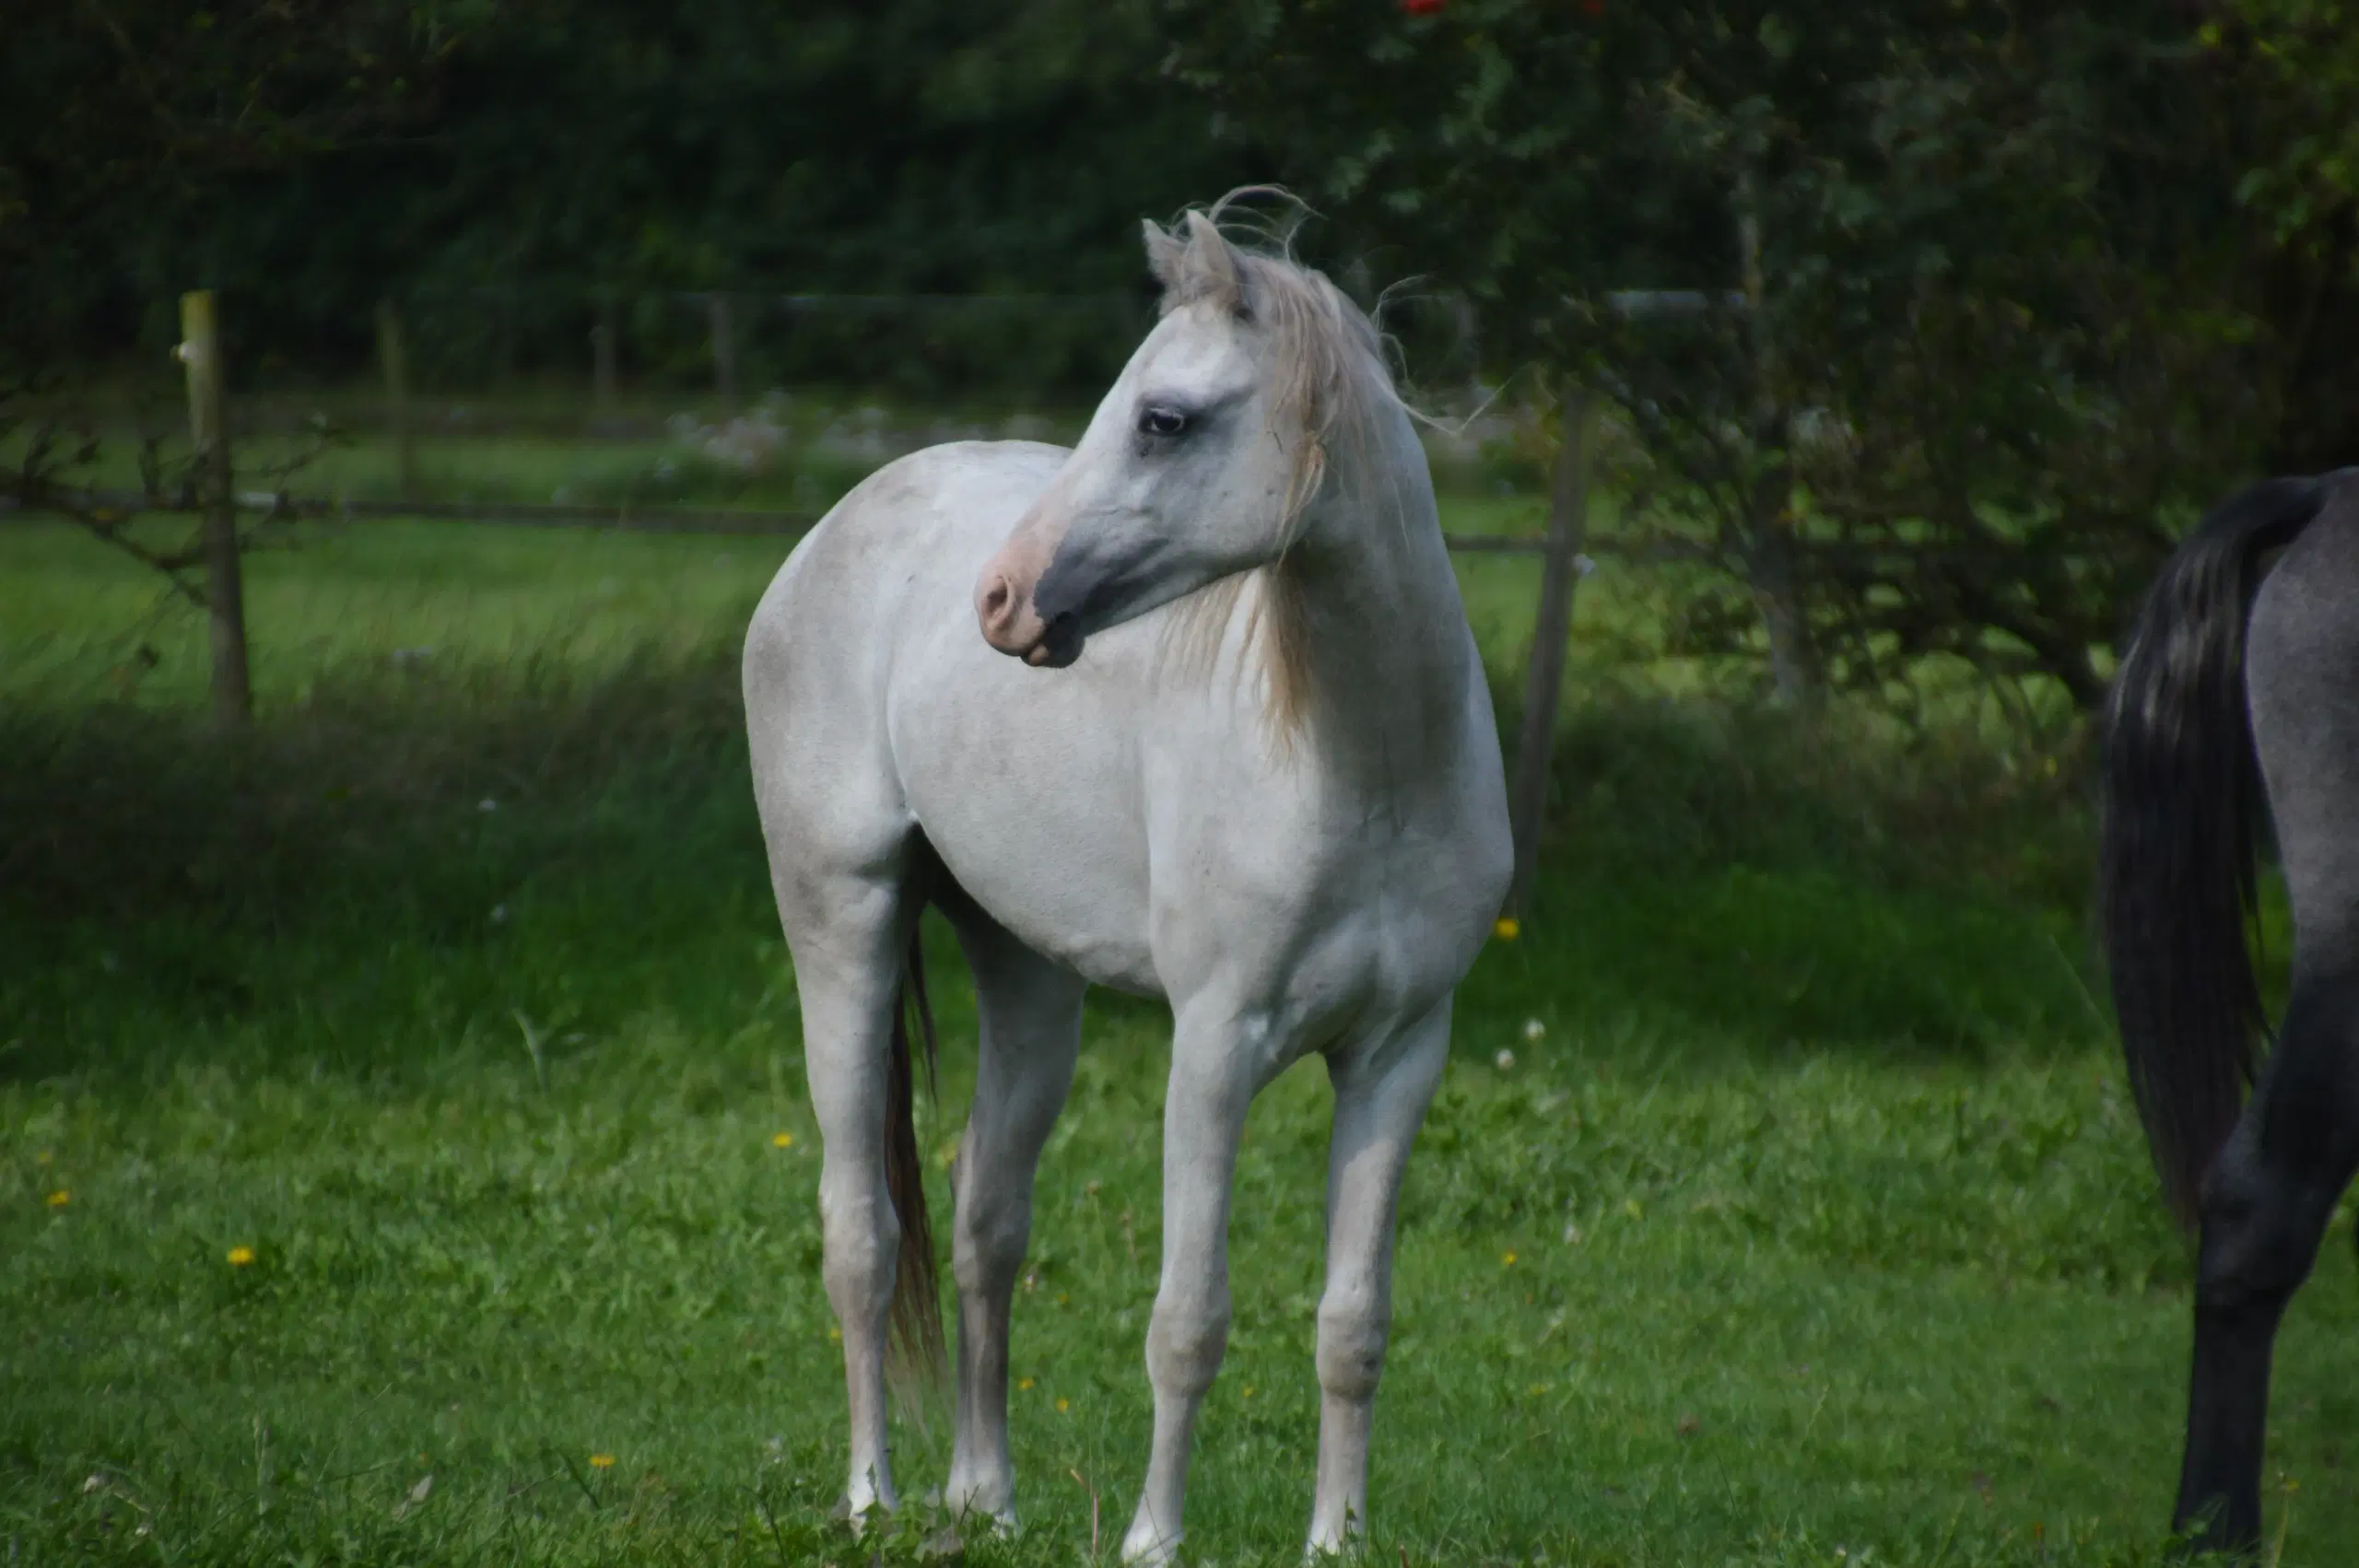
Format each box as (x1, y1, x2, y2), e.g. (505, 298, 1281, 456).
(743, 199, 1512, 1562)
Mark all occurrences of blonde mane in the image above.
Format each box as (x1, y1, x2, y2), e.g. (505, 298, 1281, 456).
(1143, 193, 1404, 739)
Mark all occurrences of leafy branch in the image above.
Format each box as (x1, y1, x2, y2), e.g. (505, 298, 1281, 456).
(4, 376, 340, 613)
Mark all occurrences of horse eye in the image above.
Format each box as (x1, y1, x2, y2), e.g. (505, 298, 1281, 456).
(1137, 404, 1191, 439)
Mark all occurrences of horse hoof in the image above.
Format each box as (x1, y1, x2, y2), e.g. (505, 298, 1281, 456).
(1120, 1525, 1183, 1566)
(829, 1493, 891, 1536)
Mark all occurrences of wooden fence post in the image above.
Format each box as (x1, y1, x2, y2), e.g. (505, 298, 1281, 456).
(591, 303, 618, 415)
(709, 293, 737, 404)
(180, 289, 251, 729)
(375, 299, 417, 503)
(1735, 162, 1820, 706)
(1507, 392, 1593, 918)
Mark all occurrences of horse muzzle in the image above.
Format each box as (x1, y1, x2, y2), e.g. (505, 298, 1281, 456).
(976, 554, 1083, 668)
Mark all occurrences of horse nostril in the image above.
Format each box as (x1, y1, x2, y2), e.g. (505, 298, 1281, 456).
(980, 573, 1013, 628)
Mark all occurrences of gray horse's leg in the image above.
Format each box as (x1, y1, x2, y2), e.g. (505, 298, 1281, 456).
(1121, 1003, 1269, 1566)
(942, 911, 1085, 1528)
(2176, 966, 2359, 1549)
(780, 872, 915, 1526)
(2177, 545, 2359, 1552)
(1306, 1000, 1451, 1555)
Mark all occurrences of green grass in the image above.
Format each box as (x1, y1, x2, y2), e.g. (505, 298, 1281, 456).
(4, 512, 2355, 1566)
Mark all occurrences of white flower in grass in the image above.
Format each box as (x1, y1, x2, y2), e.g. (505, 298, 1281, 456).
(1494, 1048, 1516, 1071)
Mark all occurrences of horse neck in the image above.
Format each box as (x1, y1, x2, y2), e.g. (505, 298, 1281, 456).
(1280, 415, 1477, 790)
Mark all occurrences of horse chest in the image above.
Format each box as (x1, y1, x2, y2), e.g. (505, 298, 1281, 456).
(1143, 783, 1497, 1017)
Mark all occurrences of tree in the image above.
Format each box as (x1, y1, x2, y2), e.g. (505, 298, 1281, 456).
(0, 1, 479, 363)
(2210, 0, 2359, 470)
(1158, 1, 2318, 710)
(9, 1, 1251, 392)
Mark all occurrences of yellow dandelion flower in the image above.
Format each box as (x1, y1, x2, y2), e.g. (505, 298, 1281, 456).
(1501, 1250, 1519, 1267)
(1055, 1398, 1070, 1415)
(1493, 917, 1521, 942)
(1017, 1377, 1034, 1391)
(1242, 1386, 1256, 1400)
(589, 1453, 615, 1469)
(227, 1246, 255, 1267)
(827, 1325, 842, 1342)
(46, 1189, 70, 1209)
(771, 1131, 794, 1149)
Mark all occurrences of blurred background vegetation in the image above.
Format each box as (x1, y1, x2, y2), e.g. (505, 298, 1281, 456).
(9, 0, 2359, 708)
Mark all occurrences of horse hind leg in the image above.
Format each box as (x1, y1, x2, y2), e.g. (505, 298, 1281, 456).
(940, 907, 1085, 1530)
(2175, 962, 2359, 1551)
(777, 868, 923, 1526)
(2178, 500, 2359, 1552)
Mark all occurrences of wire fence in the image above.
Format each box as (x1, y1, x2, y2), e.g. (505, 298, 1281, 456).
(11, 282, 1504, 540)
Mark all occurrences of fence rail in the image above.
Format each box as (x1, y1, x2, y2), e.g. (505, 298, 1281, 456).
(2, 486, 1585, 553)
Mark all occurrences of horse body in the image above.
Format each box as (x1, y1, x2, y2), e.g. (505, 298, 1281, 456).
(754, 433, 1498, 1008)
(745, 205, 1511, 1562)
(2101, 468, 2359, 1554)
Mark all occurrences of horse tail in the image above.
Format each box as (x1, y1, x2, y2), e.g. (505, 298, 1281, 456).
(884, 923, 947, 1390)
(2100, 474, 2334, 1226)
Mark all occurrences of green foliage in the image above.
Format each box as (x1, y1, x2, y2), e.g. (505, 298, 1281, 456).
(1157, 1, 2347, 707)
(2219, 1, 2359, 246)
(0, 0, 473, 360)
(5, 2, 1247, 395)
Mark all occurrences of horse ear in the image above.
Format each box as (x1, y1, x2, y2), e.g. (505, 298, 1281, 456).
(1143, 218, 1187, 297)
(1181, 210, 1245, 311)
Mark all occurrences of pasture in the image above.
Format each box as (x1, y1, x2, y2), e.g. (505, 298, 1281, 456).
(6, 498, 2359, 1565)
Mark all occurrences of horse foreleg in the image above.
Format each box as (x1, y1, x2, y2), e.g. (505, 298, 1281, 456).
(1306, 1000, 1450, 1557)
(1121, 1011, 1262, 1567)
(944, 919, 1084, 1530)
(789, 885, 911, 1527)
(2175, 966, 2359, 1555)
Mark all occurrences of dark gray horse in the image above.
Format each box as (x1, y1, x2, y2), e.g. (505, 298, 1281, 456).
(2101, 469, 2359, 1554)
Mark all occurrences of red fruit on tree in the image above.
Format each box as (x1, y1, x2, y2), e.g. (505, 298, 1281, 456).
(1401, 0, 1445, 15)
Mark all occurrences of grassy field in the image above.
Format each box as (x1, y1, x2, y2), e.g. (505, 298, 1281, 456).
(5, 498, 2356, 1566)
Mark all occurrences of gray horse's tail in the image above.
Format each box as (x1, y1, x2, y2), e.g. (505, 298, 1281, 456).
(885, 925, 947, 1389)
(2100, 474, 2336, 1226)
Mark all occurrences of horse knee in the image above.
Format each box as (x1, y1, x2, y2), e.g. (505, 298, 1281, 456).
(819, 1174, 901, 1308)
(1145, 1287, 1230, 1398)
(1315, 1286, 1390, 1404)
(951, 1190, 1028, 1298)
(2195, 1147, 2332, 1314)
